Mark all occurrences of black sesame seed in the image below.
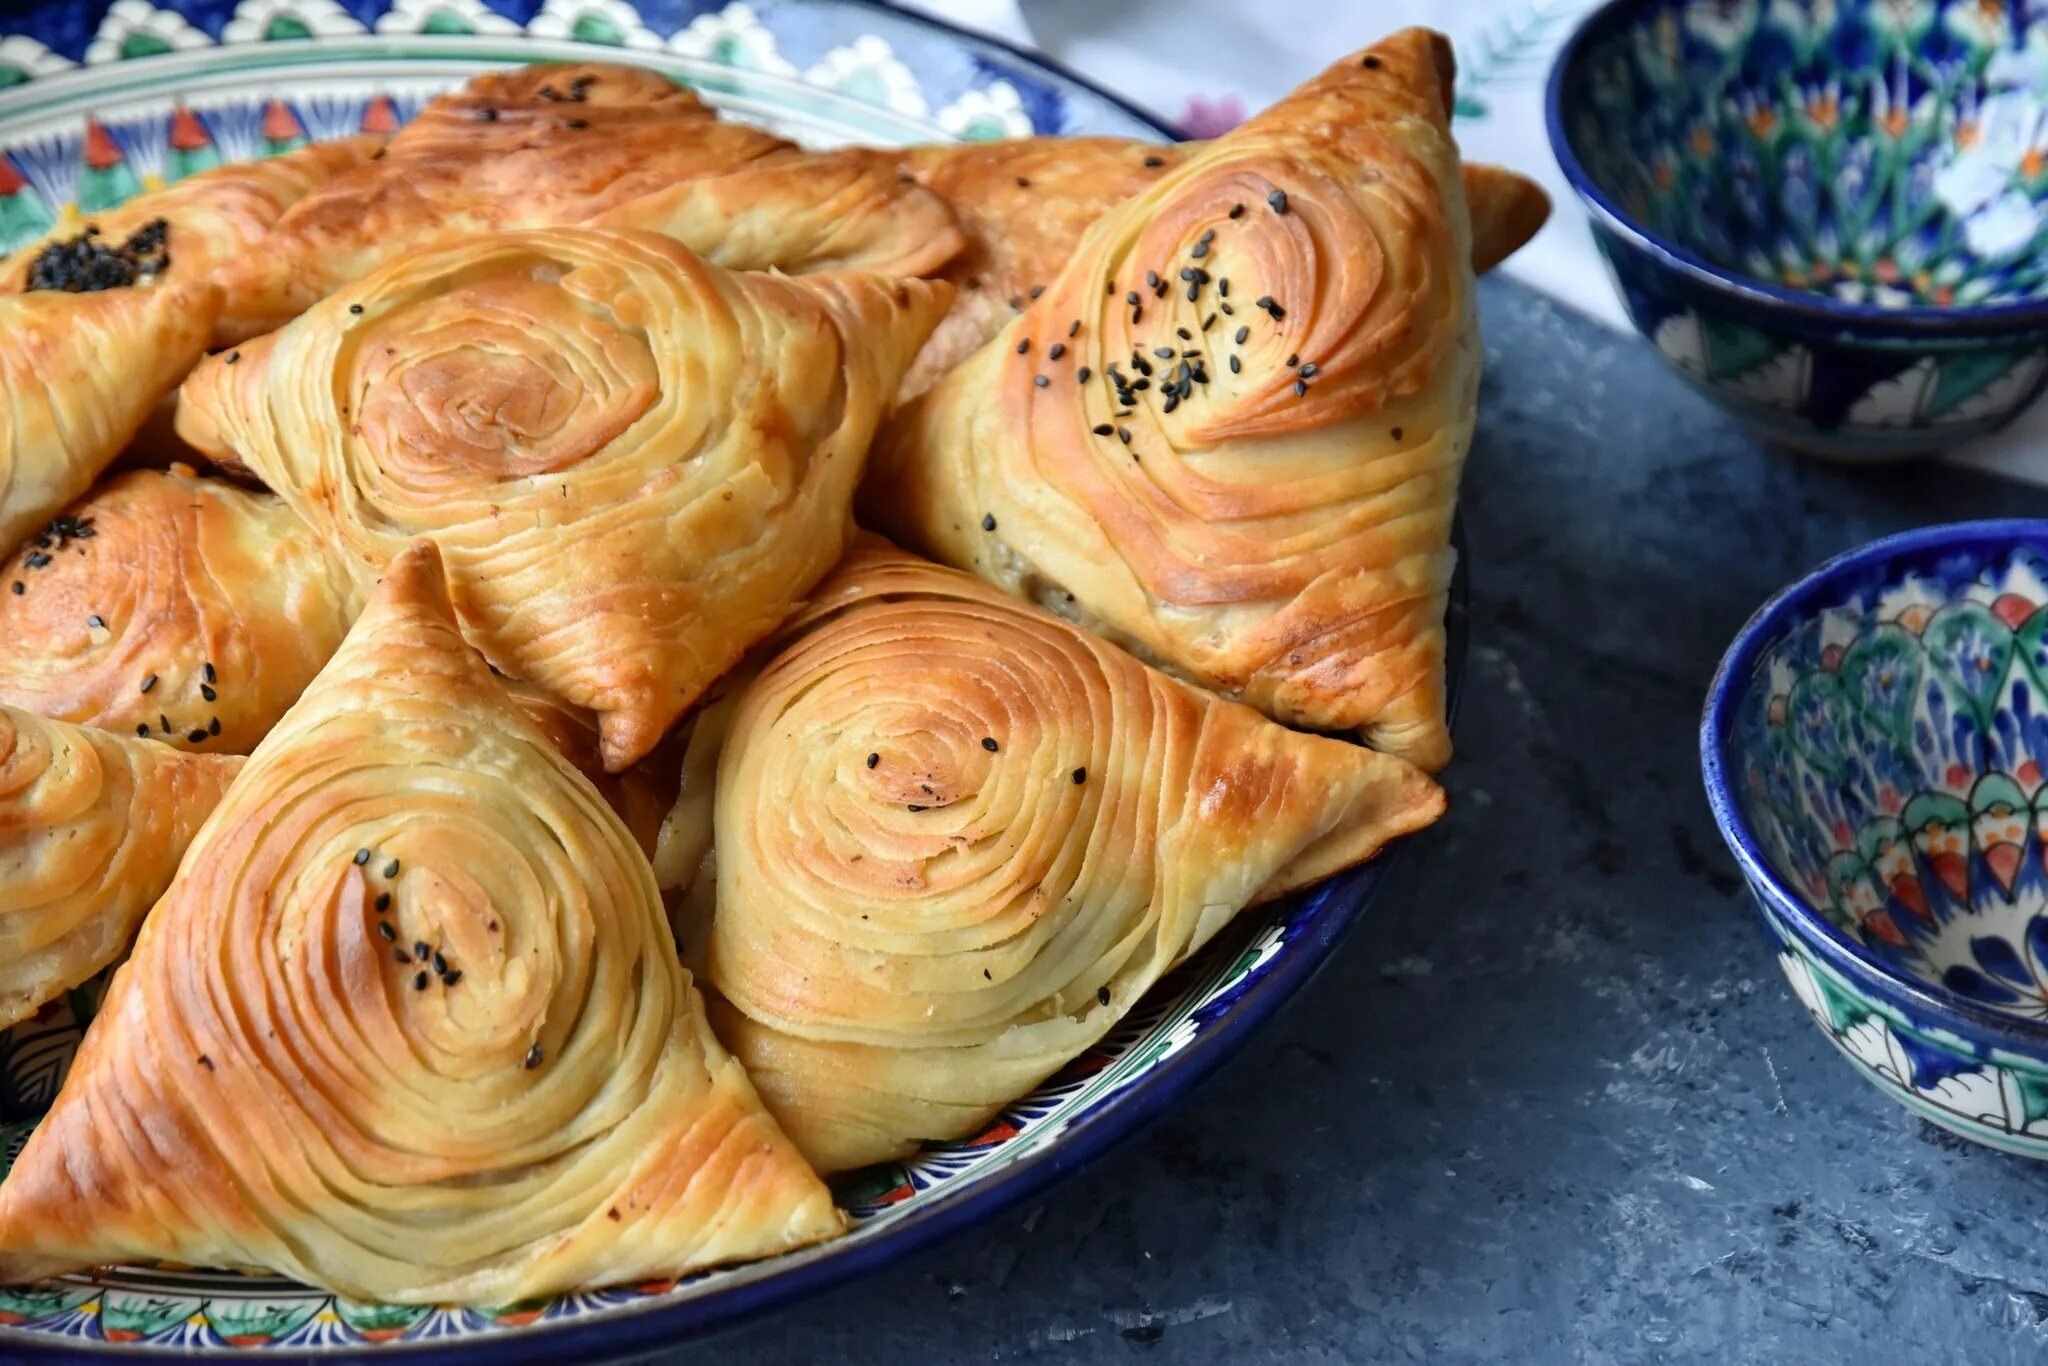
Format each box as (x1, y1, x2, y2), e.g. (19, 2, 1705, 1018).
(87, 614, 104, 629)
(1126, 291, 1140, 305)
(1146, 271, 1160, 288)
(135, 724, 150, 737)
(431, 951, 448, 976)
(982, 736, 999, 752)
(1295, 378, 1309, 396)
(525, 1043, 543, 1069)
(1068, 319, 1081, 337)
(187, 728, 208, 744)
(1072, 767, 1087, 784)
(1154, 347, 1174, 359)
(1131, 305, 1143, 323)
(413, 940, 429, 960)
(1117, 426, 1131, 443)
(160, 715, 171, 733)
(1229, 203, 1245, 218)
(208, 717, 220, 736)
(141, 674, 158, 693)
(1105, 278, 1116, 295)
(384, 859, 400, 878)
(1229, 355, 1242, 373)
(1191, 242, 1209, 259)
(982, 513, 997, 532)
(1144, 155, 1164, 168)
(1287, 353, 1299, 367)
(413, 970, 429, 991)
(1076, 366, 1092, 383)
(1015, 176, 1030, 187)
(377, 921, 396, 941)
(224, 352, 239, 365)
(1269, 303, 1286, 320)
(1097, 985, 1111, 1006)
(1256, 294, 1274, 310)
(354, 849, 372, 867)
(907, 804, 926, 812)
(1219, 278, 1230, 297)
(867, 752, 880, 768)
(442, 969, 462, 987)
(1362, 54, 1382, 68)
(1200, 228, 1215, 244)
(1391, 426, 1404, 440)
(202, 661, 215, 683)
(1299, 362, 1319, 378)
(375, 892, 391, 913)
(1092, 423, 1114, 436)
(1017, 338, 1030, 354)
(1048, 343, 1065, 361)
(1185, 283, 1200, 302)
(1176, 327, 1192, 341)
(1269, 189, 1289, 214)
(1028, 284, 1044, 299)
(348, 303, 364, 314)
(1235, 326, 1250, 345)
(200, 683, 216, 702)
(1034, 374, 1049, 388)
(565, 118, 588, 129)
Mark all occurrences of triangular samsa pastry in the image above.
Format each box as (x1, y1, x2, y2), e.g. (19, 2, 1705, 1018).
(889, 136, 1544, 398)
(0, 282, 217, 555)
(208, 63, 805, 343)
(863, 29, 1479, 770)
(0, 137, 381, 294)
(177, 227, 950, 771)
(705, 537, 1446, 1172)
(0, 541, 842, 1303)
(596, 148, 966, 278)
(0, 465, 358, 754)
(0, 705, 241, 1030)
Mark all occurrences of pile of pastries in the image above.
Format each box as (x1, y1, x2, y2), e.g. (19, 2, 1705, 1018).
(0, 28, 1544, 1302)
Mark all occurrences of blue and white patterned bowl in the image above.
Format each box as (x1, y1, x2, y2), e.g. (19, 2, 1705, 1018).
(1548, 0, 2048, 461)
(1702, 521, 2048, 1158)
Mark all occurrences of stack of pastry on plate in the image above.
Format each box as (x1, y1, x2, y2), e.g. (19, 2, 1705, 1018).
(0, 28, 1544, 1303)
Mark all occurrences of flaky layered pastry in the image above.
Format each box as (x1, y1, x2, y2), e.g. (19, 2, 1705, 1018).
(0, 542, 842, 1302)
(178, 227, 949, 771)
(209, 62, 802, 342)
(0, 137, 381, 294)
(596, 148, 965, 278)
(706, 538, 1446, 1172)
(865, 30, 1476, 770)
(0, 705, 241, 1031)
(889, 138, 1545, 398)
(0, 282, 217, 555)
(0, 465, 357, 754)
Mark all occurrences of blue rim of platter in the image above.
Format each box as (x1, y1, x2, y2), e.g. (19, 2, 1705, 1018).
(3, 526, 1463, 1364)
(1545, 0, 2048, 336)
(1700, 520, 2048, 1062)
(0, 5, 1468, 1356)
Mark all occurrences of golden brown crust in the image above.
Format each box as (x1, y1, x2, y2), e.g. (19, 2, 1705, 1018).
(862, 29, 1472, 770)
(598, 147, 967, 278)
(208, 64, 793, 343)
(0, 282, 219, 556)
(0, 706, 241, 1030)
(0, 137, 382, 294)
(1463, 161, 1551, 276)
(177, 227, 950, 771)
(706, 536, 1445, 1172)
(0, 541, 842, 1302)
(0, 465, 358, 754)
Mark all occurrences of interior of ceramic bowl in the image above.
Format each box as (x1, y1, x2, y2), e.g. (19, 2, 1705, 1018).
(1727, 532, 2048, 1017)
(1561, 0, 2048, 308)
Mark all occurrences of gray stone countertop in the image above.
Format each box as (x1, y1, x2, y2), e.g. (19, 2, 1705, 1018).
(652, 278, 2048, 1365)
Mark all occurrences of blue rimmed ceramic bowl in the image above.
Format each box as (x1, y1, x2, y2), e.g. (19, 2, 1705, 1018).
(1702, 521, 2048, 1157)
(1548, 0, 2048, 462)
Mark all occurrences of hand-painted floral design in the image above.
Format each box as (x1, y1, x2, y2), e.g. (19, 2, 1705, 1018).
(668, 2, 795, 76)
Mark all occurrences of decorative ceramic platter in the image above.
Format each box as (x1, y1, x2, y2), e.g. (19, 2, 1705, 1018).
(0, 3, 1460, 1359)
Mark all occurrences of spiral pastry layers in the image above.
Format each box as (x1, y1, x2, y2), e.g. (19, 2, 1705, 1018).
(0, 137, 382, 295)
(0, 465, 358, 754)
(0, 282, 218, 555)
(707, 537, 1446, 1172)
(864, 29, 1476, 771)
(178, 227, 949, 770)
(0, 706, 241, 1030)
(209, 62, 797, 343)
(0, 541, 841, 1303)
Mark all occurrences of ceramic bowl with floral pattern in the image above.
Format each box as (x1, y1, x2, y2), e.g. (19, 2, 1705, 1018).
(1703, 521, 2048, 1157)
(1549, 0, 2048, 461)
